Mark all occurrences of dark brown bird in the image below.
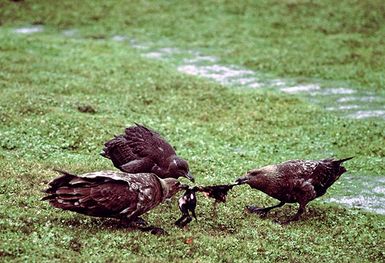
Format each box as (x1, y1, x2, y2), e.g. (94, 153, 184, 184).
(236, 157, 353, 223)
(42, 170, 184, 232)
(101, 124, 194, 182)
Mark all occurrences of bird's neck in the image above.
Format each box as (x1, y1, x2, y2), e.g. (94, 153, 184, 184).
(249, 174, 279, 194)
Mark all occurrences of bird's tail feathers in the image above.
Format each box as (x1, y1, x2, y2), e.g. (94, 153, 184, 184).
(47, 169, 78, 189)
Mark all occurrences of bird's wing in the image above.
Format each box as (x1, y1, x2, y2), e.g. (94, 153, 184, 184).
(88, 181, 138, 215)
(123, 124, 177, 160)
(310, 158, 349, 196)
(85, 171, 165, 211)
(44, 177, 138, 217)
(101, 135, 138, 168)
(280, 159, 347, 197)
(278, 160, 320, 179)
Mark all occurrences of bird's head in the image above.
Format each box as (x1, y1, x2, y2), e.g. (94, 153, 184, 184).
(168, 157, 195, 182)
(162, 178, 187, 199)
(236, 165, 276, 185)
(235, 168, 263, 184)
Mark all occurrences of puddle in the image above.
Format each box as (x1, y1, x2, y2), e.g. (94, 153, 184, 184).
(178, 64, 267, 88)
(326, 105, 361, 111)
(280, 84, 320, 94)
(337, 96, 378, 103)
(183, 55, 218, 64)
(62, 29, 78, 37)
(317, 88, 356, 95)
(127, 39, 384, 121)
(326, 175, 385, 215)
(10, 25, 385, 121)
(111, 35, 126, 42)
(14, 25, 43, 34)
(143, 47, 180, 59)
(12, 26, 385, 121)
(348, 110, 385, 119)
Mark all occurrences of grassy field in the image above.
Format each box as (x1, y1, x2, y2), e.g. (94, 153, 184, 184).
(1, 0, 385, 91)
(1, 1, 384, 262)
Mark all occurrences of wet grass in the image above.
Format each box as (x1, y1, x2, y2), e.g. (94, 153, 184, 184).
(0, 29, 384, 262)
(0, 1, 385, 262)
(1, 0, 385, 91)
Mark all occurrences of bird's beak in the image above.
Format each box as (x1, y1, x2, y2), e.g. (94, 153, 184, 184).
(235, 177, 247, 185)
(185, 172, 195, 183)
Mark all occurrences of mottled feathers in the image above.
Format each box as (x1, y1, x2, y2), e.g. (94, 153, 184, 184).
(236, 157, 353, 222)
(101, 124, 193, 181)
(42, 170, 182, 221)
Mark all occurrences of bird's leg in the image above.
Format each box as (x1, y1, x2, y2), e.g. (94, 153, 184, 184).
(133, 218, 166, 235)
(139, 225, 167, 235)
(191, 207, 197, 221)
(120, 217, 165, 235)
(280, 202, 307, 225)
(211, 201, 219, 218)
(120, 216, 148, 228)
(247, 201, 285, 217)
(175, 214, 192, 228)
(175, 212, 190, 226)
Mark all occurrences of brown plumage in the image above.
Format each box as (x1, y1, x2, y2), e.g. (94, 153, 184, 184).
(236, 157, 353, 223)
(42, 170, 183, 231)
(101, 124, 194, 182)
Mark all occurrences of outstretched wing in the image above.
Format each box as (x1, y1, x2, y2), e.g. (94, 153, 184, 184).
(101, 135, 137, 168)
(123, 124, 176, 160)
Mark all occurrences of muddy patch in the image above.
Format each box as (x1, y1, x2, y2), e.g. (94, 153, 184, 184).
(325, 175, 385, 215)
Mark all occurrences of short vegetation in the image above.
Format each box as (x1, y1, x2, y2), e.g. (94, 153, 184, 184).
(0, 0, 384, 262)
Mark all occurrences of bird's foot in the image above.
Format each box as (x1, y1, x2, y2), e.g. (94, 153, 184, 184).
(129, 217, 148, 227)
(274, 219, 293, 225)
(274, 216, 300, 225)
(175, 215, 193, 228)
(246, 205, 269, 217)
(120, 218, 165, 235)
(139, 226, 167, 235)
(120, 217, 149, 229)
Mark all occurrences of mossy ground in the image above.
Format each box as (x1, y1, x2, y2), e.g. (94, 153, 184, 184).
(0, 1, 384, 262)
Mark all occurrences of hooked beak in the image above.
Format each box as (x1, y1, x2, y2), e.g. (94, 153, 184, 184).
(184, 172, 195, 183)
(235, 177, 248, 185)
(180, 183, 190, 190)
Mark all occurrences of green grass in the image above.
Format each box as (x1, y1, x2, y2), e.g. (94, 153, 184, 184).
(1, 0, 385, 91)
(1, 1, 385, 262)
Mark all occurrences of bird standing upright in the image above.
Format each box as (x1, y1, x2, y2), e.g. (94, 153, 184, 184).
(101, 124, 194, 182)
(42, 169, 185, 233)
(236, 157, 353, 223)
